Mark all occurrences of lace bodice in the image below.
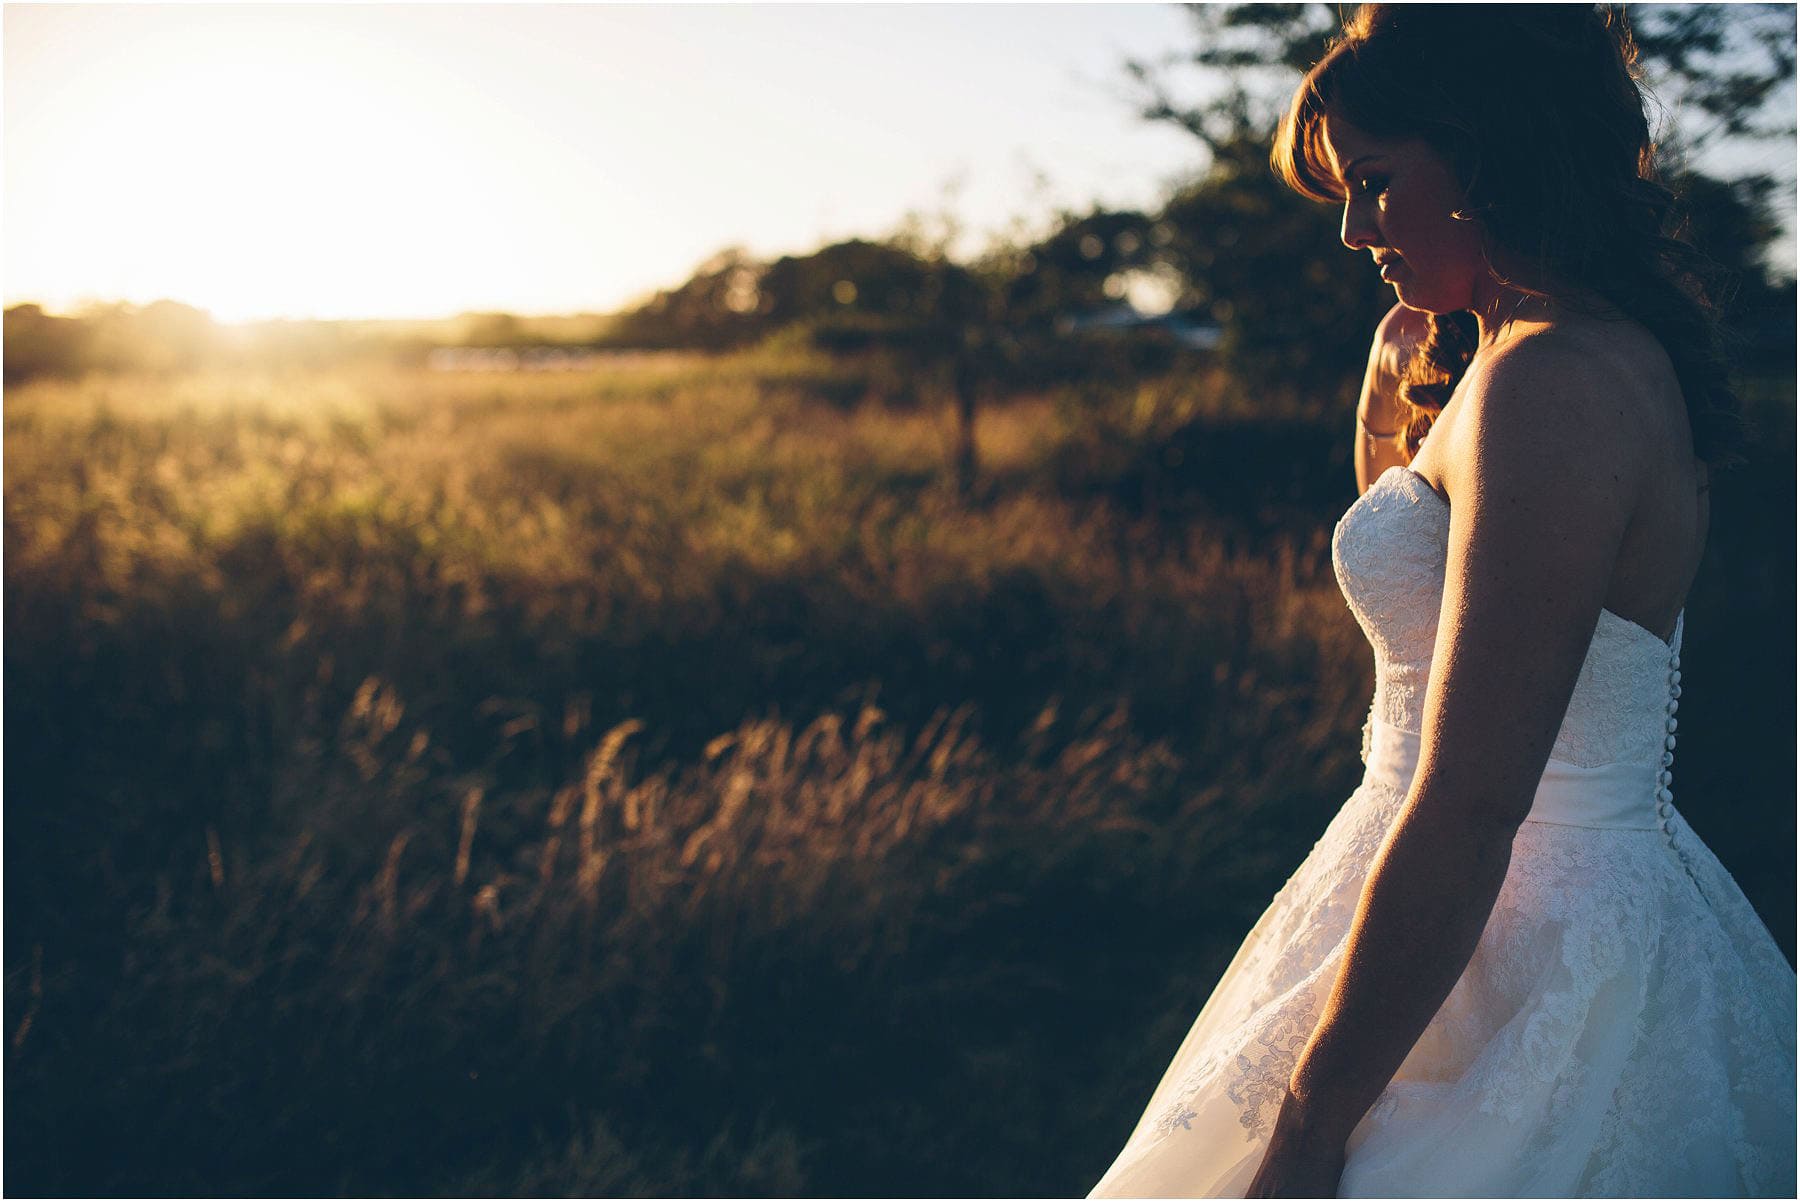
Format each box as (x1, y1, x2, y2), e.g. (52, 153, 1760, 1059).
(1333, 465, 1683, 776)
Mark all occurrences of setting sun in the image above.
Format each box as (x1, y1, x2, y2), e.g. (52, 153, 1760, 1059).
(4, 4, 1203, 322)
(6, 6, 568, 320)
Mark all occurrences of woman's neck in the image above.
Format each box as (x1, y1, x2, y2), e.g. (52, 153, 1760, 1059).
(1468, 276, 1621, 350)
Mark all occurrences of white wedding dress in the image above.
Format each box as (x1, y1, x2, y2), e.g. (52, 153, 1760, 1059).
(1090, 464, 1797, 1197)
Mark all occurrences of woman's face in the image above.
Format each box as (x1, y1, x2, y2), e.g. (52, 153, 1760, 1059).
(1318, 112, 1493, 314)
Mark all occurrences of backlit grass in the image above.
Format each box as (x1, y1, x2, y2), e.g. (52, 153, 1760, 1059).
(6, 350, 1790, 1195)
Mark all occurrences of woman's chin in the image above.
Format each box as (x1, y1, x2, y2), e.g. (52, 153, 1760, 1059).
(1388, 281, 1457, 316)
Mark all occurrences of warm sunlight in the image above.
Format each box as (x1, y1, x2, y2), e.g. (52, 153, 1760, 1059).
(6, 7, 552, 321)
(4, 4, 1203, 322)
(9, 4, 1794, 1198)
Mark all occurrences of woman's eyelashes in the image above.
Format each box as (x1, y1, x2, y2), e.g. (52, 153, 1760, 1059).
(1355, 174, 1389, 198)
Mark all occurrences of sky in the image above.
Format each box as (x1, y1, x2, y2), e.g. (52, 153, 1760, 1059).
(4, 3, 1208, 322)
(5, 4, 1793, 325)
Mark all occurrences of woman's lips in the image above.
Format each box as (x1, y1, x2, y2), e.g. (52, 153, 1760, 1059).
(1378, 258, 1405, 282)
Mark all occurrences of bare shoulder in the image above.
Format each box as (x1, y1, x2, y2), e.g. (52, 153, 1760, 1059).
(1454, 323, 1661, 491)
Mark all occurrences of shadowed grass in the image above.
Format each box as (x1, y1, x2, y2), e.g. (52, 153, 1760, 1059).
(5, 350, 1790, 1195)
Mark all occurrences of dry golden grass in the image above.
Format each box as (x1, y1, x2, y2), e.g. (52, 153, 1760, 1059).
(5, 349, 1788, 1195)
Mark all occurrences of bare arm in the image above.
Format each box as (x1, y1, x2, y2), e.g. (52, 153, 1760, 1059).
(1354, 304, 1430, 494)
(1252, 335, 1647, 1195)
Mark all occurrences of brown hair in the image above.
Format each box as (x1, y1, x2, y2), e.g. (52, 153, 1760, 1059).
(1272, 3, 1747, 466)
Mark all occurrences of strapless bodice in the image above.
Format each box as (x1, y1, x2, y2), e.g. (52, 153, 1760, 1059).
(1332, 465, 1685, 831)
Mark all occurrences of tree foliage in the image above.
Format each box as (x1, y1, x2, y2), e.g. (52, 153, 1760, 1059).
(1155, 142, 1390, 403)
(1629, 3, 1796, 145)
(1116, 1, 1795, 398)
(1127, 3, 1795, 170)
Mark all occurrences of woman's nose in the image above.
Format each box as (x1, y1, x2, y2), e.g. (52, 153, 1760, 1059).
(1341, 201, 1378, 251)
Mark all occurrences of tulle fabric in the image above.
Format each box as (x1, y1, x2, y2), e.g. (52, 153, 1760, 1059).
(1089, 466, 1796, 1198)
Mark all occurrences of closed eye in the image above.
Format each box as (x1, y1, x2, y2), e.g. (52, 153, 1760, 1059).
(1355, 175, 1389, 197)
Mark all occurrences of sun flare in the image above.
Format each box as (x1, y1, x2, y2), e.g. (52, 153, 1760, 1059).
(7, 7, 540, 321)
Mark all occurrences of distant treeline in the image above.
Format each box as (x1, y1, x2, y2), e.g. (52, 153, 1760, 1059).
(8, 159, 1792, 401)
(0, 303, 623, 384)
(596, 161, 1797, 397)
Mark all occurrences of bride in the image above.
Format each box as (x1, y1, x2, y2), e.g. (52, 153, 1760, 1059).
(1088, 6, 1795, 1197)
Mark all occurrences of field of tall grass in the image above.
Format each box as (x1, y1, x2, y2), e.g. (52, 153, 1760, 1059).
(6, 349, 1792, 1195)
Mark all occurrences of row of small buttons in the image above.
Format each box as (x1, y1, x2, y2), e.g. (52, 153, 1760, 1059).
(1657, 652, 1679, 821)
(1659, 647, 1710, 904)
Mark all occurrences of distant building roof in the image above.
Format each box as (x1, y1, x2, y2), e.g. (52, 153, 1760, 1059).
(1059, 303, 1222, 350)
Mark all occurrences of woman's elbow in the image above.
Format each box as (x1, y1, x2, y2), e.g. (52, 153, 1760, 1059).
(1403, 775, 1535, 854)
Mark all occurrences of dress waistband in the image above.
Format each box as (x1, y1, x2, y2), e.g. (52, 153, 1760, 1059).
(1363, 719, 1664, 831)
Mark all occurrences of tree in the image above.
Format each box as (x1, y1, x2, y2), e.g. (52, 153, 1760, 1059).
(757, 239, 942, 332)
(1129, 4, 1794, 173)
(1154, 141, 1390, 405)
(1627, 3, 1796, 147)
(604, 209, 1192, 496)
(4, 304, 89, 382)
(604, 247, 771, 351)
(1122, 4, 1339, 162)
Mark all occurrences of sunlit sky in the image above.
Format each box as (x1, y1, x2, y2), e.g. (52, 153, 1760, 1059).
(5, 4, 1793, 324)
(5, 3, 1213, 322)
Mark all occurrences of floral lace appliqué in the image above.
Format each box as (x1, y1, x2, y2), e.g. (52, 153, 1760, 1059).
(1150, 986, 1322, 1143)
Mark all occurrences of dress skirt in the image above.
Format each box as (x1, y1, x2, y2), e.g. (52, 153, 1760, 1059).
(1088, 720, 1797, 1198)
